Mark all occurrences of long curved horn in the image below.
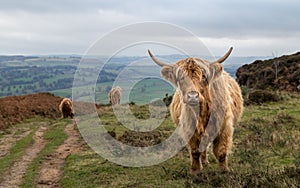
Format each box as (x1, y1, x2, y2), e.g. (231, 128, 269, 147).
(148, 49, 169, 67)
(216, 47, 233, 63)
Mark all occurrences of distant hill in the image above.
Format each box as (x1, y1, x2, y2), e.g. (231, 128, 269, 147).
(236, 52, 300, 91)
(0, 55, 39, 62)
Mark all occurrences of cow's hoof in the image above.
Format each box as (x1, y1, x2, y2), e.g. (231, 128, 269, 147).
(202, 159, 209, 165)
(219, 165, 229, 172)
(190, 168, 201, 176)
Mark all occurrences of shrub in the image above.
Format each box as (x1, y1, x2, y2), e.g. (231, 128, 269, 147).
(248, 90, 281, 104)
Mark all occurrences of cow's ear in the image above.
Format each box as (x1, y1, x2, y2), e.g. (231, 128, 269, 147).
(161, 65, 177, 86)
(208, 63, 223, 82)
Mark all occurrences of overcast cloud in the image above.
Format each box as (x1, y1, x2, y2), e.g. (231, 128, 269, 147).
(0, 0, 299, 56)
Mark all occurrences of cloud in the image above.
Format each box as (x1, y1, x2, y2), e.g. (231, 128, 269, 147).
(0, 7, 141, 54)
(0, 0, 299, 55)
(201, 36, 300, 57)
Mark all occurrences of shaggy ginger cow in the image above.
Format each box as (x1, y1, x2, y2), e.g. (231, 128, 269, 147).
(59, 98, 74, 118)
(148, 47, 243, 174)
(109, 86, 122, 105)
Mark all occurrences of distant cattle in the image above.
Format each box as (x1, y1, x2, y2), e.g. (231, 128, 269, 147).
(163, 93, 173, 106)
(149, 47, 243, 174)
(109, 86, 122, 105)
(59, 98, 74, 118)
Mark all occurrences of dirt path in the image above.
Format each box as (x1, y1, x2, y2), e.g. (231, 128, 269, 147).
(37, 120, 83, 187)
(0, 123, 48, 188)
(0, 126, 31, 158)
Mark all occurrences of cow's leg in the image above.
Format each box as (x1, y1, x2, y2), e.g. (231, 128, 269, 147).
(188, 135, 201, 175)
(212, 121, 233, 171)
(200, 150, 209, 165)
(197, 126, 209, 165)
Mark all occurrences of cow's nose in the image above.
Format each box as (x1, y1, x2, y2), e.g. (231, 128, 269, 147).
(187, 91, 199, 102)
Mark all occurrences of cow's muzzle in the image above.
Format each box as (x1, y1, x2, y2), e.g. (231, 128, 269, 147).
(187, 91, 199, 105)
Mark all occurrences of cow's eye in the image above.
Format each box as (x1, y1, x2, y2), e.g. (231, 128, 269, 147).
(176, 76, 184, 83)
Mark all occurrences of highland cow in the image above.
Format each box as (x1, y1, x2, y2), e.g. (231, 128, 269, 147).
(59, 98, 74, 118)
(109, 86, 122, 105)
(148, 47, 243, 174)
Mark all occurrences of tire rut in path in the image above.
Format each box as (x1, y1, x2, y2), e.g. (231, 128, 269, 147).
(0, 124, 48, 188)
(37, 120, 83, 187)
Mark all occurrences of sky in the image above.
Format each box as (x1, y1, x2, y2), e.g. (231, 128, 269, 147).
(0, 0, 299, 57)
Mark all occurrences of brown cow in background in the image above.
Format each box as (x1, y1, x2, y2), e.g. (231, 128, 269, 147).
(59, 98, 74, 118)
(149, 47, 243, 174)
(109, 86, 122, 105)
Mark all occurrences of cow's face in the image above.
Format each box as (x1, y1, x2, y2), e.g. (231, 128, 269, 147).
(160, 60, 209, 106)
(176, 68, 199, 105)
(148, 48, 233, 107)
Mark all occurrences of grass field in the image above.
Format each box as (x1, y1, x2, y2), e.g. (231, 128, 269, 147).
(0, 93, 299, 187)
(61, 93, 300, 187)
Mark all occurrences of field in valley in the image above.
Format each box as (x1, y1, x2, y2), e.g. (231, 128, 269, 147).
(0, 55, 261, 104)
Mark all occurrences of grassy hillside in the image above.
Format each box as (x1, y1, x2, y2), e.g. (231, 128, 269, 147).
(61, 93, 300, 187)
(0, 93, 299, 187)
